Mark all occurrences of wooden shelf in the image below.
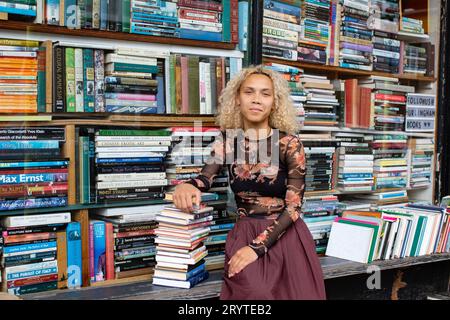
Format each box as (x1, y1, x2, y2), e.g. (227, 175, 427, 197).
(21, 253, 450, 300)
(300, 125, 435, 138)
(0, 21, 236, 50)
(0, 113, 217, 127)
(264, 57, 437, 82)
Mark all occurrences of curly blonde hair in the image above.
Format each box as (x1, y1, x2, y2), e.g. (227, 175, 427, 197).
(216, 64, 300, 135)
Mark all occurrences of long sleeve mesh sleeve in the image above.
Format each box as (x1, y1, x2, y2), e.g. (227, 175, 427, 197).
(183, 135, 225, 192)
(248, 136, 306, 257)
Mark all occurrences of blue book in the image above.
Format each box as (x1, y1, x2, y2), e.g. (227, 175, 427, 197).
(156, 75, 165, 114)
(303, 215, 338, 224)
(210, 223, 235, 231)
(187, 270, 209, 288)
(95, 157, 163, 163)
(0, 140, 60, 150)
(100, 0, 108, 30)
(0, 197, 68, 211)
(66, 222, 82, 289)
(46, 0, 60, 25)
(0, 173, 68, 185)
(185, 263, 206, 280)
(65, 0, 77, 28)
(0, 160, 69, 169)
(263, 0, 301, 17)
(0, 7, 36, 16)
(7, 267, 58, 281)
(179, 29, 222, 42)
(104, 106, 158, 113)
(238, 1, 248, 51)
(4, 241, 58, 255)
(92, 221, 106, 282)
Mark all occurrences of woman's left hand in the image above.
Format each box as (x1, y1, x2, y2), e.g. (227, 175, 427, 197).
(228, 246, 258, 278)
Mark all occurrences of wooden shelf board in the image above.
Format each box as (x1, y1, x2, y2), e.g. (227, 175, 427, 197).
(22, 253, 450, 300)
(0, 21, 236, 50)
(264, 57, 437, 82)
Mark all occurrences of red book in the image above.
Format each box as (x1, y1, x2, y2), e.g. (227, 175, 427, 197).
(230, 0, 239, 44)
(7, 274, 58, 289)
(375, 93, 406, 102)
(178, 0, 223, 11)
(89, 222, 95, 283)
(3, 232, 56, 244)
(171, 126, 220, 132)
(359, 87, 372, 129)
(105, 222, 115, 281)
(344, 79, 359, 128)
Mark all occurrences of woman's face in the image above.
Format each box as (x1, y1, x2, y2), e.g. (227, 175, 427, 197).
(236, 73, 274, 127)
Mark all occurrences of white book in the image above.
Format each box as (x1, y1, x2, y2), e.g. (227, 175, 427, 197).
(1, 212, 71, 228)
(339, 155, 374, 161)
(384, 219, 399, 260)
(155, 215, 214, 226)
(156, 251, 208, 265)
(97, 172, 166, 182)
(96, 179, 167, 189)
(95, 136, 172, 142)
(339, 167, 374, 173)
(104, 100, 157, 107)
(105, 53, 158, 66)
(5, 260, 58, 275)
(156, 245, 207, 259)
(326, 221, 375, 264)
(152, 277, 196, 289)
(95, 204, 167, 217)
(74, 48, 85, 112)
(199, 62, 206, 115)
(95, 140, 171, 147)
(96, 152, 165, 158)
(204, 62, 212, 114)
(95, 146, 168, 153)
(2, 247, 57, 258)
(339, 161, 374, 167)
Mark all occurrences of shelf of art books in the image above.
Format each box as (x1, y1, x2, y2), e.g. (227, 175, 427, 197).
(263, 57, 437, 82)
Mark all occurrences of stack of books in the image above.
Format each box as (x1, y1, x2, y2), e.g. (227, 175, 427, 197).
(264, 62, 306, 126)
(353, 189, 408, 208)
(300, 73, 339, 126)
(407, 138, 434, 189)
(0, 1, 36, 17)
(371, 31, 401, 74)
(0, 38, 43, 114)
(401, 17, 425, 34)
(403, 44, 427, 74)
(177, 0, 225, 42)
(302, 138, 337, 192)
(262, 0, 301, 61)
(0, 212, 72, 296)
(298, 0, 330, 65)
(338, 0, 373, 71)
(153, 197, 212, 288)
(371, 134, 409, 191)
(336, 133, 374, 192)
(91, 204, 165, 282)
(303, 214, 338, 255)
(326, 205, 450, 264)
(104, 49, 164, 114)
(130, 0, 179, 38)
(0, 127, 68, 211)
(92, 129, 170, 204)
(367, 0, 400, 34)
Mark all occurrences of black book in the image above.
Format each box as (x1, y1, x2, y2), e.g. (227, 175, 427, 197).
(53, 46, 65, 112)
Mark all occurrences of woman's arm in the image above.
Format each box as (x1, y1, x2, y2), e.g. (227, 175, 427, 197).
(248, 135, 306, 257)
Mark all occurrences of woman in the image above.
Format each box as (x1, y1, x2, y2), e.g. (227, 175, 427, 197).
(172, 65, 326, 300)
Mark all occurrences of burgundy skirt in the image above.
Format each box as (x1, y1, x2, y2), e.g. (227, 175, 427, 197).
(220, 216, 326, 300)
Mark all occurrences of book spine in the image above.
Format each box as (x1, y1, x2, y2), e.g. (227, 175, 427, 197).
(36, 46, 46, 113)
(53, 46, 65, 112)
(92, 0, 101, 28)
(100, 0, 108, 30)
(93, 221, 106, 282)
(83, 49, 95, 112)
(66, 222, 82, 289)
(94, 49, 105, 112)
(74, 48, 84, 112)
(65, 0, 77, 28)
(46, 0, 60, 25)
(65, 47, 76, 112)
(89, 222, 94, 282)
(105, 222, 114, 280)
(122, 0, 131, 32)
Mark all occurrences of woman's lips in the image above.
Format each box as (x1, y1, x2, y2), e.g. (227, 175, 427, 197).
(249, 107, 263, 112)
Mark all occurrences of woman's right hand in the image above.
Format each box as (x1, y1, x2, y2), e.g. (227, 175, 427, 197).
(172, 183, 202, 213)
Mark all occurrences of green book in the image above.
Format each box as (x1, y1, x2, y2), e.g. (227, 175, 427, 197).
(410, 215, 426, 257)
(122, 0, 131, 32)
(83, 48, 95, 112)
(188, 56, 200, 114)
(169, 54, 176, 114)
(96, 129, 172, 136)
(222, 0, 231, 42)
(108, 62, 158, 74)
(65, 47, 76, 112)
(36, 46, 46, 113)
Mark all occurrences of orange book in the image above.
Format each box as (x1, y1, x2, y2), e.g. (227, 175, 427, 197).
(342, 211, 382, 219)
(0, 79, 37, 84)
(0, 69, 38, 76)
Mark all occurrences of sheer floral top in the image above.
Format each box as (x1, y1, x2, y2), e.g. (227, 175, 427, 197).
(184, 130, 306, 258)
